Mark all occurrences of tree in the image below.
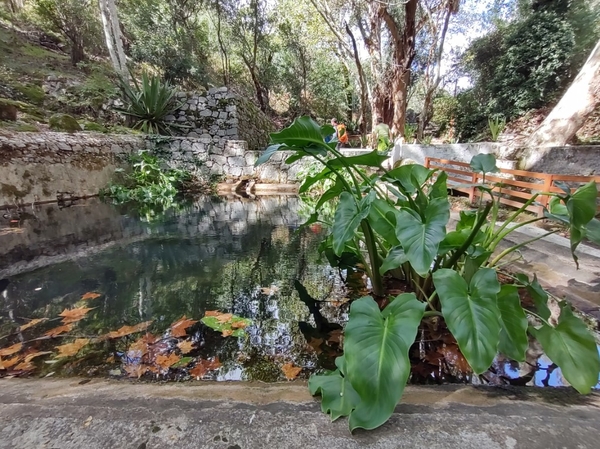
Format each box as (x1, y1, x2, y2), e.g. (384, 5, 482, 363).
(523, 39, 600, 158)
(98, 0, 128, 79)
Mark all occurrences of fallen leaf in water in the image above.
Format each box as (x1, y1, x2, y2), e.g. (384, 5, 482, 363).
(171, 357, 193, 368)
(204, 311, 220, 317)
(177, 340, 194, 354)
(190, 357, 221, 379)
(204, 311, 232, 323)
(327, 329, 344, 345)
(0, 355, 21, 369)
(13, 360, 35, 371)
(260, 286, 279, 295)
(44, 323, 74, 337)
(231, 320, 247, 329)
(155, 353, 181, 369)
(59, 307, 94, 324)
(281, 363, 302, 380)
(170, 316, 197, 338)
(221, 329, 233, 337)
(102, 321, 153, 339)
(306, 337, 324, 355)
(24, 351, 52, 363)
(19, 318, 48, 332)
(124, 363, 148, 379)
(0, 343, 23, 357)
(106, 355, 115, 363)
(81, 292, 101, 301)
(56, 339, 90, 358)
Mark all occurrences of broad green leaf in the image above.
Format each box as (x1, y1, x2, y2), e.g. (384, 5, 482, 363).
(524, 275, 551, 321)
(270, 116, 329, 147)
(328, 150, 388, 169)
(585, 218, 600, 244)
(332, 191, 372, 256)
(380, 246, 408, 274)
(470, 153, 499, 174)
(315, 176, 344, 209)
(438, 229, 471, 255)
(430, 171, 449, 199)
(308, 357, 360, 421)
(497, 285, 528, 362)
(567, 181, 598, 265)
(383, 164, 434, 195)
(396, 198, 450, 276)
(299, 167, 332, 193)
(456, 210, 477, 231)
(533, 302, 600, 394)
(463, 247, 492, 284)
(368, 199, 400, 246)
(255, 144, 284, 166)
(345, 294, 425, 431)
(433, 268, 501, 374)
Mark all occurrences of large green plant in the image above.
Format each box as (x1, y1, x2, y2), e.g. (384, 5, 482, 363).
(117, 72, 184, 135)
(256, 117, 600, 431)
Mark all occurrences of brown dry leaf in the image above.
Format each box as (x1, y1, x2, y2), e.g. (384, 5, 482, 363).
(106, 355, 115, 363)
(281, 363, 302, 380)
(204, 310, 220, 317)
(439, 344, 471, 374)
(13, 361, 35, 371)
(56, 339, 90, 358)
(24, 351, 52, 363)
(177, 340, 194, 355)
(44, 323, 74, 337)
(260, 286, 279, 295)
(215, 313, 233, 324)
(307, 337, 324, 355)
(190, 357, 221, 379)
(124, 363, 148, 379)
(170, 316, 198, 338)
(129, 339, 149, 356)
(102, 321, 153, 339)
(83, 416, 93, 428)
(19, 318, 48, 332)
(59, 307, 94, 324)
(81, 292, 101, 301)
(327, 329, 344, 345)
(0, 343, 23, 357)
(1, 355, 21, 369)
(155, 353, 181, 369)
(231, 320, 247, 329)
(221, 329, 233, 337)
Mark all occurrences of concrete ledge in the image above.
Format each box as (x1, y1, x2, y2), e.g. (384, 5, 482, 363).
(0, 379, 598, 448)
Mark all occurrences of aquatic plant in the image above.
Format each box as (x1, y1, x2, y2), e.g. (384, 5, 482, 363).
(256, 116, 600, 431)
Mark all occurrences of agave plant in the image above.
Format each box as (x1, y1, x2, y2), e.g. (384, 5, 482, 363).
(117, 72, 185, 135)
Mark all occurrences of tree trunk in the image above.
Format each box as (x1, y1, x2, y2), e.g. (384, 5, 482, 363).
(71, 40, 85, 65)
(8, 0, 24, 13)
(523, 39, 600, 167)
(98, 0, 128, 79)
(345, 22, 369, 134)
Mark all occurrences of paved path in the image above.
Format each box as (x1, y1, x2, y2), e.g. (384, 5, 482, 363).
(0, 379, 599, 449)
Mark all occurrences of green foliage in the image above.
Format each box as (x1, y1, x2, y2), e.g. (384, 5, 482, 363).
(116, 72, 184, 135)
(432, 95, 458, 133)
(488, 115, 505, 141)
(403, 123, 416, 142)
(257, 117, 600, 431)
(102, 151, 190, 220)
(200, 315, 252, 338)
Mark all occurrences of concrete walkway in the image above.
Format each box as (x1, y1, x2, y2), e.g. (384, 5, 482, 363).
(0, 379, 599, 449)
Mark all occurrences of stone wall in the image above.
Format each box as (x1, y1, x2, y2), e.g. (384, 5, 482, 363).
(393, 142, 600, 175)
(167, 87, 273, 151)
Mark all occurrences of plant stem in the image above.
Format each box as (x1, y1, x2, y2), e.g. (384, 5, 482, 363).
(361, 220, 384, 296)
(444, 200, 493, 269)
(488, 216, 545, 251)
(423, 311, 443, 318)
(488, 230, 557, 267)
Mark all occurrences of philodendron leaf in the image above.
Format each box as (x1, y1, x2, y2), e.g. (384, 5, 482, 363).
(497, 285, 528, 362)
(270, 115, 329, 147)
(255, 143, 284, 166)
(332, 191, 373, 256)
(308, 357, 360, 421)
(585, 218, 600, 245)
(470, 153, 499, 174)
(379, 246, 408, 274)
(368, 199, 400, 246)
(567, 181, 598, 266)
(396, 197, 450, 276)
(533, 302, 600, 394)
(344, 294, 425, 431)
(433, 268, 501, 374)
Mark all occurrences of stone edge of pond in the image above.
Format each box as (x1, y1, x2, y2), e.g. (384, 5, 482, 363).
(1, 378, 598, 409)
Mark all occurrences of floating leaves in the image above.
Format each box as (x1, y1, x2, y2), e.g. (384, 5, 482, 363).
(0, 343, 22, 357)
(155, 353, 181, 370)
(281, 363, 302, 380)
(19, 318, 48, 332)
(201, 311, 252, 337)
(44, 323, 74, 337)
(189, 357, 222, 379)
(102, 321, 153, 339)
(59, 307, 94, 324)
(81, 292, 101, 301)
(170, 316, 198, 338)
(177, 340, 194, 355)
(56, 339, 90, 358)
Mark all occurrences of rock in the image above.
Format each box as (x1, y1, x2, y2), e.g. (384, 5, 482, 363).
(0, 103, 17, 121)
(49, 114, 81, 133)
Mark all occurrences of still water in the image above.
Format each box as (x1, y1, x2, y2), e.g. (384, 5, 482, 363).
(0, 196, 598, 388)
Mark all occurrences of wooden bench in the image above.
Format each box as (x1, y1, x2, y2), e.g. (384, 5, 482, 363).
(425, 157, 600, 217)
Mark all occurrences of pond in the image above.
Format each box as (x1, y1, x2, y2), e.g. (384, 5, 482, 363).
(0, 196, 598, 388)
